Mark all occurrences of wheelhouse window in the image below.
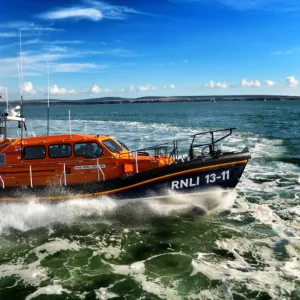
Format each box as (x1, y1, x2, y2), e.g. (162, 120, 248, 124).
(23, 145, 46, 160)
(102, 139, 123, 153)
(49, 144, 72, 158)
(118, 140, 129, 151)
(0, 154, 5, 164)
(74, 142, 103, 158)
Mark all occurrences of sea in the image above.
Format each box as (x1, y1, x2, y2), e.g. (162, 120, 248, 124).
(0, 100, 299, 300)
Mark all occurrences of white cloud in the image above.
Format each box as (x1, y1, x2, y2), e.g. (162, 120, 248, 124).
(164, 84, 176, 89)
(241, 79, 261, 87)
(0, 32, 19, 37)
(46, 46, 67, 52)
(205, 80, 228, 88)
(0, 51, 100, 77)
(53, 63, 100, 73)
(264, 80, 276, 87)
(206, 0, 300, 12)
(287, 76, 298, 87)
(52, 40, 84, 45)
(134, 84, 157, 92)
(23, 82, 36, 94)
(78, 48, 136, 57)
(0, 22, 63, 34)
(49, 84, 77, 95)
(85, 0, 142, 20)
(103, 88, 114, 93)
(91, 84, 102, 94)
(40, 8, 103, 21)
(0, 39, 84, 49)
(273, 47, 300, 55)
(137, 84, 151, 92)
(39, 1, 143, 22)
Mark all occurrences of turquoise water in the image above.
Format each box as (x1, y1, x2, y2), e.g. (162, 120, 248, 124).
(0, 100, 299, 299)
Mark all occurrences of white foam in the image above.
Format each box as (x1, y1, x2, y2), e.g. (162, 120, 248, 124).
(33, 238, 82, 257)
(94, 287, 119, 300)
(145, 188, 236, 215)
(0, 197, 117, 234)
(0, 189, 236, 235)
(191, 253, 298, 298)
(0, 259, 48, 287)
(109, 259, 181, 300)
(25, 285, 71, 300)
(0, 238, 82, 287)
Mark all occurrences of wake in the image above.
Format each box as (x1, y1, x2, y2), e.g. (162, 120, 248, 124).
(0, 188, 236, 234)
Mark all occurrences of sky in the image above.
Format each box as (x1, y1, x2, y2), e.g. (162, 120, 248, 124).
(1, 0, 300, 100)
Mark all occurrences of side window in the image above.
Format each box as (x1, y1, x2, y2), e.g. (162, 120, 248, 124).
(0, 154, 5, 164)
(49, 144, 72, 158)
(74, 142, 103, 158)
(23, 146, 46, 160)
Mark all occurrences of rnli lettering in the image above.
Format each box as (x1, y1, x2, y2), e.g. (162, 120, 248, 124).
(75, 164, 105, 170)
(171, 177, 200, 189)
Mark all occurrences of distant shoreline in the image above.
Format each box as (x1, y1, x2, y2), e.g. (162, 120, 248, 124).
(7, 95, 300, 106)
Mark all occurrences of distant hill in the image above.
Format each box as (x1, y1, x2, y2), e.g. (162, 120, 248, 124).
(5, 95, 300, 106)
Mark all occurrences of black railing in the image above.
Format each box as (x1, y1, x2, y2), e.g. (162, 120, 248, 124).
(125, 128, 236, 161)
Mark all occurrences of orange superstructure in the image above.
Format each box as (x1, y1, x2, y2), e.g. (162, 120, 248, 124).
(0, 133, 174, 189)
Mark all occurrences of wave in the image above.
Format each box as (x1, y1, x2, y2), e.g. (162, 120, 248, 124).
(0, 188, 236, 235)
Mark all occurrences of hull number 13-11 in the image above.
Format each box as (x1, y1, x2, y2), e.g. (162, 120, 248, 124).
(205, 170, 230, 183)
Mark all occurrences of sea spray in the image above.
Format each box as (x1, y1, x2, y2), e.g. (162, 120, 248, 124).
(0, 188, 235, 234)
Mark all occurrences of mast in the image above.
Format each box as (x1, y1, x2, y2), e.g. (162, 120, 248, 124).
(19, 30, 24, 140)
(47, 61, 50, 136)
(69, 110, 72, 138)
(5, 87, 8, 111)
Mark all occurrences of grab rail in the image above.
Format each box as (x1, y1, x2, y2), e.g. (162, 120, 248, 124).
(96, 158, 105, 181)
(29, 165, 33, 187)
(135, 152, 139, 173)
(0, 175, 4, 188)
(59, 163, 67, 186)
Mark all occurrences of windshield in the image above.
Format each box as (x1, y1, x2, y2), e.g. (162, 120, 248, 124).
(102, 139, 123, 153)
(118, 140, 130, 151)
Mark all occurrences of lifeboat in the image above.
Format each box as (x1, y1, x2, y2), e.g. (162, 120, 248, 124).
(0, 105, 251, 203)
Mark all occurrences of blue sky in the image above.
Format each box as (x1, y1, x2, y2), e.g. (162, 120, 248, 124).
(1, 0, 300, 99)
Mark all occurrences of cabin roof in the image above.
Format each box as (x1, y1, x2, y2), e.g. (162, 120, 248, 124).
(5, 134, 114, 145)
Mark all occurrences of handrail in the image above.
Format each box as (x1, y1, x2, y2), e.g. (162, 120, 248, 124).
(59, 163, 67, 186)
(29, 165, 33, 187)
(96, 158, 105, 181)
(135, 152, 139, 173)
(2, 156, 115, 168)
(0, 142, 12, 154)
(0, 175, 4, 188)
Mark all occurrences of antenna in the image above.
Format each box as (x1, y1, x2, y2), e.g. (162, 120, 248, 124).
(47, 61, 50, 136)
(5, 87, 8, 111)
(19, 30, 24, 139)
(69, 110, 72, 138)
